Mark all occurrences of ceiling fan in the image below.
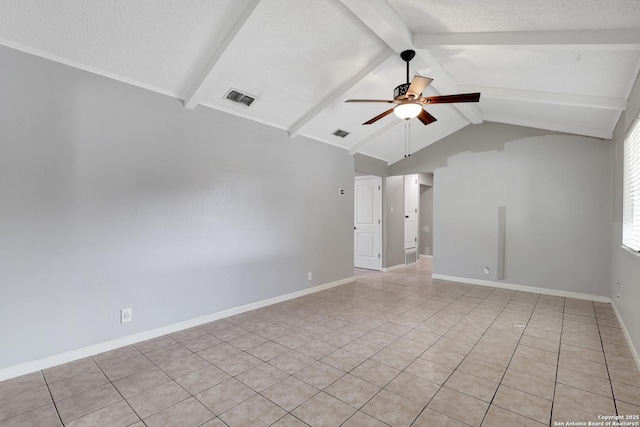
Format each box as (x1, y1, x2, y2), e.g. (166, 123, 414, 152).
(346, 50, 481, 125)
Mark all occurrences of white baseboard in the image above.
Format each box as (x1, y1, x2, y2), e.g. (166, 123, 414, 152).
(419, 254, 433, 259)
(611, 303, 640, 373)
(382, 264, 405, 272)
(0, 276, 354, 382)
(431, 274, 612, 303)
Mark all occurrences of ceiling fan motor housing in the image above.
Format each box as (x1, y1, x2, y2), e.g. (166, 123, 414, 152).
(394, 83, 410, 100)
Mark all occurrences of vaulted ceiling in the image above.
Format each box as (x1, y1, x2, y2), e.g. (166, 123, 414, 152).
(1, 0, 639, 164)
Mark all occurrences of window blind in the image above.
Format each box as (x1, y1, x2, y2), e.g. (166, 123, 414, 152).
(623, 111, 640, 252)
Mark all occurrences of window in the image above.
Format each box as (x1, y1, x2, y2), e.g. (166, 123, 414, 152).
(623, 111, 640, 252)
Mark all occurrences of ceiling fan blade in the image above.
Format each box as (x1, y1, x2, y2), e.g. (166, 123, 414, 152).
(422, 92, 481, 104)
(417, 109, 437, 126)
(363, 108, 395, 125)
(407, 76, 433, 98)
(345, 99, 395, 103)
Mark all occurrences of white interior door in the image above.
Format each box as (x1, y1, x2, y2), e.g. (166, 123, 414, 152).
(404, 212, 417, 250)
(404, 175, 418, 250)
(354, 176, 382, 270)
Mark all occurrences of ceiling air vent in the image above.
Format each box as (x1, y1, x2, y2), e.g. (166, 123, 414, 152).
(332, 129, 350, 138)
(225, 88, 256, 107)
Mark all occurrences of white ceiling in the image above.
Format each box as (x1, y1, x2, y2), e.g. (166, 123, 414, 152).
(1, 0, 639, 164)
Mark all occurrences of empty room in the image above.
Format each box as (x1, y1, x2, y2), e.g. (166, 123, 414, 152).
(1, 1, 640, 426)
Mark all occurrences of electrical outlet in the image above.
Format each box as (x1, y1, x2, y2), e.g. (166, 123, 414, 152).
(308, 272, 312, 281)
(121, 308, 132, 324)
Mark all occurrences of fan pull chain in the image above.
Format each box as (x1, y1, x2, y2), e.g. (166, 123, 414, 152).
(404, 119, 411, 157)
(408, 119, 411, 156)
(404, 120, 407, 157)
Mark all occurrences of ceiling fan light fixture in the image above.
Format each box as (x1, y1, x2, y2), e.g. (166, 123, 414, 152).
(394, 102, 422, 120)
(345, 50, 479, 126)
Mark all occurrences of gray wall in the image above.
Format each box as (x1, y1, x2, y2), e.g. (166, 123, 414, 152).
(354, 153, 389, 177)
(0, 46, 354, 369)
(611, 71, 640, 359)
(392, 122, 612, 297)
(418, 173, 433, 186)
(382, 176, 405, 268)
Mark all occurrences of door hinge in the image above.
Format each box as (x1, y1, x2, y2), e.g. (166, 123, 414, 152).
(378, 253, 381, 258)
(378, 219, 381, 224)
(415, 237, 417, 242)
(378, 185, 381, 190)
(415, 208, 417, 213)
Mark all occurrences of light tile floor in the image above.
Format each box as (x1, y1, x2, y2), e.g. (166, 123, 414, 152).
(2, 260, 640, 426)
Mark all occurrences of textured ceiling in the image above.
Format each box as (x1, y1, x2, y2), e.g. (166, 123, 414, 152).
(388, 0, 640, 32)
(1, 0, 639, 164)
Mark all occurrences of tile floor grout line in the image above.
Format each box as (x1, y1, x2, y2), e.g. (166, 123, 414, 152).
(0, 374, 60, 426)
(291, 269, 443, 425)
(297, 265, 441, 426)
(44, 359, 127, 427)
(471, 290, 542, 426)
(548, 294, 566, 427)
(346, 273, 468, 426)
(409, 304, 486, 418)
(406, 287, 502, 426)
(341, 274, 434, 426)
(89, 351, 153, 426)
(408, 279, 537, 425)
(597, 303, 620, 416)
(196, 325, 342, 425)
(41, 372, 65, 427)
